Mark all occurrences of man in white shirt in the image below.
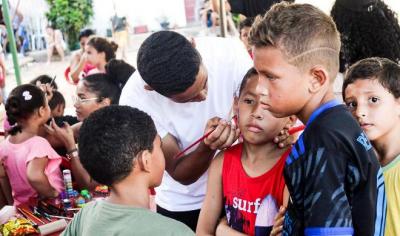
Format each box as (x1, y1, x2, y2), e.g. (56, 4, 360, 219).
(120, 31, 252, 230)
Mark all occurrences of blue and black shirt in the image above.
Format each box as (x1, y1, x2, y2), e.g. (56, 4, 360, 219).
(283, 100, 386, 236)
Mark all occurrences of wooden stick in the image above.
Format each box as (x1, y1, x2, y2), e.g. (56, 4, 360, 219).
(17, 207, 38, 227)
(18, 207, 46, 224)
(48, 214, 73, 220)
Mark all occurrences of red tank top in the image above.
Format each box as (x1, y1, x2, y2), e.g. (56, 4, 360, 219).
(222, 143, 290, 236)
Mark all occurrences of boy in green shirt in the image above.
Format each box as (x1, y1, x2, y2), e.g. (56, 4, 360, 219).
(62, 106, 194, 236)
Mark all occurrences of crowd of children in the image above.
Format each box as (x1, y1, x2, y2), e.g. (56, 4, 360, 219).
(0, 0, 399, 235)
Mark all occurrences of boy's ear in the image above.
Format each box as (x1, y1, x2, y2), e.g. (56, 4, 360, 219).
(136, 150, 152, 173)
(233, 97, 239, 115)
(309, 66, 330, 93)
(144, 84, 154, 91)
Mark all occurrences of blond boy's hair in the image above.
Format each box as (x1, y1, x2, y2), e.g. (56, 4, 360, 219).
(249, 2, 341, 81)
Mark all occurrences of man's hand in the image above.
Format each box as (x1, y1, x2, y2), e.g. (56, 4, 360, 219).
(204, 117, 240, 150)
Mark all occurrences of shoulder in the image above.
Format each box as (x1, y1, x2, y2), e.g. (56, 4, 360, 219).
(29, 136, 52, 147)
(143, 211, 194, 235)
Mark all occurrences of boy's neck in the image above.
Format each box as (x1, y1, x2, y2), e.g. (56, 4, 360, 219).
(372, 123, 400, 166)
(107, 174, 150, 208)
(297, 88, 335, 125)
(242, 140, 286, 163)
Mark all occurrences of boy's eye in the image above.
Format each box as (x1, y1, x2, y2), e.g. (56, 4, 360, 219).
(368, 96, 379, 103)
(345, 101, 357, 109)
(243, 98, 255, 104)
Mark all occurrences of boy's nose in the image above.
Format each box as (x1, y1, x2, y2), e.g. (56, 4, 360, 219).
(256, 76, 269, 97)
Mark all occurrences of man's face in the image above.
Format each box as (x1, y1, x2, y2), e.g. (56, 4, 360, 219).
(169, 63, 209, 103)
(253, 46, 310, 118)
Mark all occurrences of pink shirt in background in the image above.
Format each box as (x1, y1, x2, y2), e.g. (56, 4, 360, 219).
(0, 136, 64, 205)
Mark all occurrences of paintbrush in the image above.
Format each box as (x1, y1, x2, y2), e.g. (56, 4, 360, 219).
(174, 116, 237, 159)
(50, 75, 56, 87)
(18, 207, 46, 224)
(17, 207, 39, 227)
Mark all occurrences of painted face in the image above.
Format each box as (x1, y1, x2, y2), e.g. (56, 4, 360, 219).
(240, 26, 251, 51)
(85, 44, 104, 66)
(74, 81, 105, 121)
(169, 63, 209, 103)
(253, 46, 311, 118)
(237, 75, 288, 144)
(150, 135, 165, 187)
(344, 78, 400, 142)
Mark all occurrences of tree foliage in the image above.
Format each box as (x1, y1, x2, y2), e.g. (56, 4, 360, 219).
(45, 0, 93, 50)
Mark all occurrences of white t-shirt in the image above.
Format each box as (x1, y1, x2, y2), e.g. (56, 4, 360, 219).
(120, 36, 252, 211)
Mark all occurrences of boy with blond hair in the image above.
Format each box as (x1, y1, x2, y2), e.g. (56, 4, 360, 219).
(249, 2, 386, 236)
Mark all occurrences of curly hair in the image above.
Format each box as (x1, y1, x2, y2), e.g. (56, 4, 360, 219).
(331, 0, 400, 73)
(78, 106, 157, 186)
(137, 31, 202, 97)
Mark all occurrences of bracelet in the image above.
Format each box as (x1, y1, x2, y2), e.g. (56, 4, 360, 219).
(66, 148, 78, 161)
(66, 148, 78, 155)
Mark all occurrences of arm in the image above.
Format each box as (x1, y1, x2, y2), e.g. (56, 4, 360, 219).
(49, 120, 97, 190)
(69, 52, 87, 83)
(215, 217, 247, 236)
(196, 152, 224, 235)
(0, 163, 13, 205)
(27, 157, 58, 198)
(162, 117, 239, 185)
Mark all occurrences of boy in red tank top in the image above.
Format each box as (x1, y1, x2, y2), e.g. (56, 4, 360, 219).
(197, 68, 296, 236)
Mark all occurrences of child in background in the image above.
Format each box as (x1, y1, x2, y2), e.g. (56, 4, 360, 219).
(249, 3, 385, 235)
(343, 57, 400, 236)
(0, 84, 63, 205)
(62, 106, 193, 235)
(197, 68, 294, 236)
(239, 17, 254, 57)
(49, 91, 65, 118)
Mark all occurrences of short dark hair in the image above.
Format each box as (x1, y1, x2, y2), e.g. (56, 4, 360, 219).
(238, 67, 258, 96)
(6, 84, 47, 135)
(87, 36, 118, 62)
(137, 31, 202, 97)
(239, 17, 255, 32)
(49, 91, 65, 110)
(30, 75, 58, 90)
(249, 2, 341, 80)
(78, 106, 157, 186)
(78, 29, 95, 41)
(331, 0, 400, 72)
(81, 73, 121, 104)
(343, 57, 400, 99)
(105, 59, 135, 90)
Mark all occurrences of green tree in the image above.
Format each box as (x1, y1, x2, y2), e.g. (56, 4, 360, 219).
(45, 0, 93, 50)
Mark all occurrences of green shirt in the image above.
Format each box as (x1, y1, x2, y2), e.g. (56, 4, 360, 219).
(61, 200, 194, 236)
